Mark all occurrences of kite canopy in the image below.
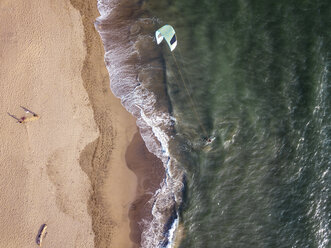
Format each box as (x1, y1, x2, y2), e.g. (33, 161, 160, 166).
(155, 25, 177, 51)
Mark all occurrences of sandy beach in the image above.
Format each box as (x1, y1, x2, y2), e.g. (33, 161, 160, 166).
(0, 0, 142, 247)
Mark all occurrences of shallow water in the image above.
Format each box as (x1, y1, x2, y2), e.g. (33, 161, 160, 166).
(96, 0, 330, 247)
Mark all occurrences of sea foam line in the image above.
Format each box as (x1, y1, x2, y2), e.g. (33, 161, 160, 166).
(95, 1, 184, 247)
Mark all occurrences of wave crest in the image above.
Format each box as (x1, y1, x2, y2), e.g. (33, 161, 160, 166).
(96, 1, 184, 247)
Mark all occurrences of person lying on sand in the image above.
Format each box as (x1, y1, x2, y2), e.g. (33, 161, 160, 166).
(7, 106, 40, 123)
(18, 114, 40, 123)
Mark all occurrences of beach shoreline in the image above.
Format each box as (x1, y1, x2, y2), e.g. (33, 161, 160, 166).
(92, 1, 184, 247)
(72, 1, 168, 246)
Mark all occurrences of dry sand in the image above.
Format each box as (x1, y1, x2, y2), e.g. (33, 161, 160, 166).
(0, 0, 139, 247)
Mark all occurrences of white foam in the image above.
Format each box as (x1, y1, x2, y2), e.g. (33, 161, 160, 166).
(96, 1, 185, 247)
(166, 217, 179, 248)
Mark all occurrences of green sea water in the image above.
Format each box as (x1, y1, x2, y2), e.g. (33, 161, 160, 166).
(145, 0, 331, 247)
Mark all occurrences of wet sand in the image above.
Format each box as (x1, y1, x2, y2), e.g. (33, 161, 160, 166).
(69, 0, 138, 247)
(72, 1, 167, 247)
(126, 133, 165, 247)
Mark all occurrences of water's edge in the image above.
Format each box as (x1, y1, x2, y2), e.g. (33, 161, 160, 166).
(95, 1, 184, 247)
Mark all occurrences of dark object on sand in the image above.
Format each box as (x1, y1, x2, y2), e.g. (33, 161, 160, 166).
(36, 224, 47, 247)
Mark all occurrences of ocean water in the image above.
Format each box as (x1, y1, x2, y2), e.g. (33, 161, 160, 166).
(96, 0, 330, 247)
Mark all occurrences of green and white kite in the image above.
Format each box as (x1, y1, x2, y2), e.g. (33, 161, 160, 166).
(155, 25, 177, 51)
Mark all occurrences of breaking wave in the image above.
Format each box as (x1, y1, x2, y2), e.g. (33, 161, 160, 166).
(95, 0, 184, 247)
